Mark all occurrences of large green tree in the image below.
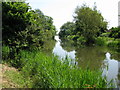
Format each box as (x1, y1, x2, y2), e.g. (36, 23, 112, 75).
(2, 2, 31, 44)
(74, 4, 108, 45)
(2, 1, 56, 59)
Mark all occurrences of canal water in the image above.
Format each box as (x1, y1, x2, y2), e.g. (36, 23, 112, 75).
(53, 36, 120, 88)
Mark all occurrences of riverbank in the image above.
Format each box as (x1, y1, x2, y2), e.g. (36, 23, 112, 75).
(2, 49, 112, 88)
(1, 64, 21, 88)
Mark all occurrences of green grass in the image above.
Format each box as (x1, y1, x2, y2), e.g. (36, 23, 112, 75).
(2, 44, 116, 88)
(15, 50, 108, 88)
(4, 70, 32, 88)
(2, 45, 114, 88)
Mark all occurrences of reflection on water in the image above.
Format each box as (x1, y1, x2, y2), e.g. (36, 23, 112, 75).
(102, 52, 119, 87)
(53, 36, 75, 60)
(52, 36, 120, 87)
(105, 52, 111, 60)
(42, 38, 56, 55)
(75, 46, 105, 70)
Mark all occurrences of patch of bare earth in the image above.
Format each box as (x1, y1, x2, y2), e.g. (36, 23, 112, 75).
(0, 64, 19, 88)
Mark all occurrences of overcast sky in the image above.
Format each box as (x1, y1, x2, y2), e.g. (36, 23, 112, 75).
(26, 0, 120, 31)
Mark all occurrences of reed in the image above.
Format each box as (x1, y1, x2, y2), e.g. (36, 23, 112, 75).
(2, 45, 114, 88)
(19, 50, 109, 88)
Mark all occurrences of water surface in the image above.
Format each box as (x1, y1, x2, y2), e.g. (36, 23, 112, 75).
(52, 36, 120, 87)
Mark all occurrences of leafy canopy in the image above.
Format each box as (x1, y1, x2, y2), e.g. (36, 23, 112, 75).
(2, 1, 56, 59)
(59, 4, 108, 46)
(74, 4, 108, 45)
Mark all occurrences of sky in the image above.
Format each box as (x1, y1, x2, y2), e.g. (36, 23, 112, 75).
(26, 0, 120, 32)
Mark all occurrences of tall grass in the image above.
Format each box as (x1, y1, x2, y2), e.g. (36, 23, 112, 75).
(2, 45, 115, 88)
(16, 50, 108, 88)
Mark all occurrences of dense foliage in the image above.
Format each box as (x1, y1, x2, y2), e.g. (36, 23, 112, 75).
(109, 27, 120, 39)
(59, 22, 75, 39)
(2, 2, 56, 59)
(74, 5, 107, 45)
(2, 2, 56, 51)
(2, 1, 116, 88)
(59, 4, 108, 45)
(59, 4, 120, 49)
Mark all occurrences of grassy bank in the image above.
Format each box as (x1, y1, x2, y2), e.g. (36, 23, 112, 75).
(95, 37, 120, 50)
(2, 45, 112, 88)
(2, 64, 28, 88)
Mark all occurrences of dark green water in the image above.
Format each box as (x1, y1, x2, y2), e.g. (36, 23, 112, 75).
(52, 36, 120, 88)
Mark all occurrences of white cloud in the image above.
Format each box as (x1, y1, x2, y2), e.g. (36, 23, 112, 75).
(27, 0, 120, 30)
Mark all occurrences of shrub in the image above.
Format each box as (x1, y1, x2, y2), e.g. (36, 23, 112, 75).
(2, 45, 10, 60)
(100, 32, 110, 37)
(2, 2, 56, 58)
(95, 37, 107, 46)
(107, 39, 119, 48)
(109, 27, 120, 39)
(76, 36, 86, 46)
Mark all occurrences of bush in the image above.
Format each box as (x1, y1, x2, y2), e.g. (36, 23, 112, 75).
(109, 27, 120, 39)
(2, 45, 10, 60)
(100, 32, 110, 37)
(107, 39, 119, 48)
(76, 36, 86, 46)
(2, 2, 56, 57)
(95, 37, 107, 46)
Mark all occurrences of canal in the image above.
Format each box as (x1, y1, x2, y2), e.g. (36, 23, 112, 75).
(53, 36, 120, 88)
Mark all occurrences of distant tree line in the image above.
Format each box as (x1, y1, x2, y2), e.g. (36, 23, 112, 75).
(59, 4, 120, 47)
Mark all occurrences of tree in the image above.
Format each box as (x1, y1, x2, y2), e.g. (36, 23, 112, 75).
(2, 2, 32, 45)
(74, 4, 108, 45)
(59, 21, 75, 39)
(2, 1, 56, 59)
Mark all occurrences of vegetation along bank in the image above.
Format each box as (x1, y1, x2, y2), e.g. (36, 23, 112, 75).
(2, 1, 119, 88)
